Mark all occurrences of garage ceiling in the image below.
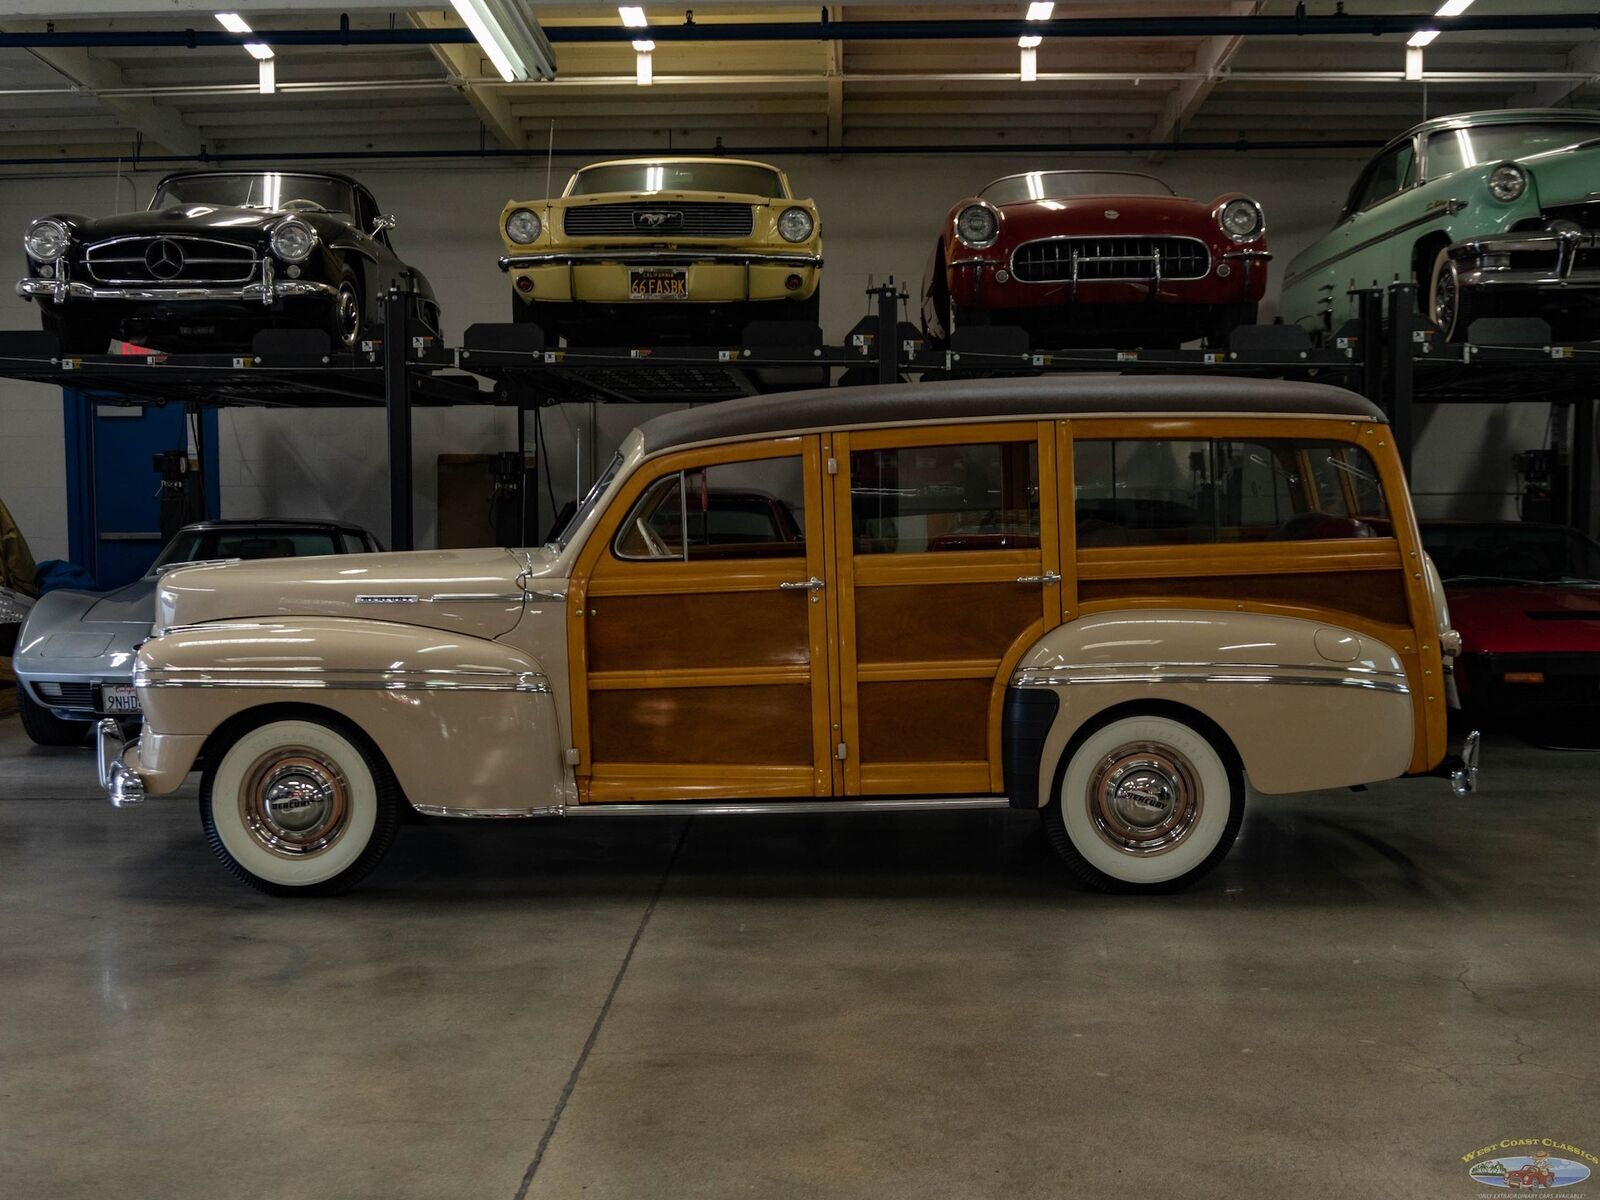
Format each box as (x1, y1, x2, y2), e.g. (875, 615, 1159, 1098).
(1, 0, 1598, 165)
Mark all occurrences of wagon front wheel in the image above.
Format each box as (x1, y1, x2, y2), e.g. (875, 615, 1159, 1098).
(200, 716, 400, 896)
(1042, 713, 1244, 893)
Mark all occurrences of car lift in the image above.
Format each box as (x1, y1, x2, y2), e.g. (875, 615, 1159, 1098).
(0, 279, 1593, 553)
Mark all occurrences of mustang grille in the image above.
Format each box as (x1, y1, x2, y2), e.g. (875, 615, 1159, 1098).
(83, 236, 258, 285)
(1012, 236, 1210, 283)
(34, 681, 95, 709)
(562, 202, 756, 239)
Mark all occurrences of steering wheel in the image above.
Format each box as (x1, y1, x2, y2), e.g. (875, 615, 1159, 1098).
(635, 517, 673, 559)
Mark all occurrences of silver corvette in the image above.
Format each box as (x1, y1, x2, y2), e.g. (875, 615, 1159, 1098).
(13, 518, 378, 746)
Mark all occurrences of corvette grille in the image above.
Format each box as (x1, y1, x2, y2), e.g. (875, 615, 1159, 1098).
(83, 236, 258, 285)
(562, 202, 756, 239)
(1012, 236, 1210, 283)
(33, 681, 95, 709)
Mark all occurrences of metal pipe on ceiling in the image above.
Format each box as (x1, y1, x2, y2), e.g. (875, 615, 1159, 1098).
(1, 11, 1597, 50)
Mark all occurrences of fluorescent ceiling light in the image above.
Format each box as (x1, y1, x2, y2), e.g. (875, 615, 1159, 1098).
(1026, 2, 1054, 18)
(216, 14, 273, 69)
(636, 49, 653, 86)
(215, 12, 251, 33)
(242, 42, 274, 61)
(619, 6, 648, 27)
(258, 58, 276, 94)
(1018, 34, 1042, 48)
(1020, 46, 1038, 82)
(1408, 28, 1440, 47)
(631, 38, 655, 52)
(1405, 44, 1423, 80)
(449, 0, 558, 82)
(1434, 0, 1473, 15)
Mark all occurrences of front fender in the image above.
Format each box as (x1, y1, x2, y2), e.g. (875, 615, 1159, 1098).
(131, 617, 572, 810)
(1009, 608, 1415, 803)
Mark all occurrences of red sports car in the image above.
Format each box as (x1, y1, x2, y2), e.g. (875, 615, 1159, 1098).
(921, 170, 1270, 350)
(1419, 520, 1600, 738)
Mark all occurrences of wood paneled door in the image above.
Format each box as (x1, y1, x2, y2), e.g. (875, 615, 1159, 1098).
(569, 436, 838, 802)
(830, 422, 1062, 795)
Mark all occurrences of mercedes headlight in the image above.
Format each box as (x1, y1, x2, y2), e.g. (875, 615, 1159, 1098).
(505, 208, 541, 244)
(955, 203, 999, 248)
(1488, 163, 1527, 203)
(1219, 198, 1264, 241)
(269, 217, 317, 263)
(23, 218, 70, 262)
(778, 206, 815, 243)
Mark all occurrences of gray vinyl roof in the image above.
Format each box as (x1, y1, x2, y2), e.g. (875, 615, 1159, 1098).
(638, 374, 1386, 455)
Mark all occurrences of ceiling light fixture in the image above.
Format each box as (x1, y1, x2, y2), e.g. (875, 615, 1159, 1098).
(619, 6, 649, 27)
(1434, 0, 1473, 16)
(1407, 28, 1440, 48)
(1405, 44, 1424, 80)
(216, 13, 276, 93)
(1025, 2, 1055, 19)
(258, 57, 276, 94)
(447, 0, 557, 83)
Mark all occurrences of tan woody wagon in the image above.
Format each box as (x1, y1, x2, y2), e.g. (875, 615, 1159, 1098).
(97, 374, 1479, 896)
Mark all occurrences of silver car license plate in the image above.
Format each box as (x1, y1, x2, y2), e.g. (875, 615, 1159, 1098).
(99, 684, 141, 715)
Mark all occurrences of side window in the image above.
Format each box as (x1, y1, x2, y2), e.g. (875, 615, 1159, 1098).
(850, 441, 1039, 553)
(1074, 438, 1390, 546)
(1352, 143, 1417, 212)
(614, 456, 806, 561)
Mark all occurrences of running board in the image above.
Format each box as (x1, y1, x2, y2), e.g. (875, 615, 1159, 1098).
(413, 796, 1011, 819)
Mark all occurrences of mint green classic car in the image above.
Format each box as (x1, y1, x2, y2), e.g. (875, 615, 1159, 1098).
(1281, 109, 1600, 342)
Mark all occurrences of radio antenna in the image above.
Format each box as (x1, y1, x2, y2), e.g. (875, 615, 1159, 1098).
(544, 119, 555, 201)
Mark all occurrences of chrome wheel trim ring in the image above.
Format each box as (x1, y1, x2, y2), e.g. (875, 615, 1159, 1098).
(335, 283, 360, 348)
(1086, 742, 1203, 857)
(1434, 258, 1459, 336)
(239, 748, 351, 859)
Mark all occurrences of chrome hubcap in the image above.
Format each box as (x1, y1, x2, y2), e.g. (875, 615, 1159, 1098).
(1087, 743, 1202, 856)
(335, 284, 360, 347)
(240, 748, 350, 858)
(1434, 261, 1458, 335)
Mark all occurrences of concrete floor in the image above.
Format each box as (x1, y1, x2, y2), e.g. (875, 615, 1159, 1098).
(1, 715, 1596, 1200)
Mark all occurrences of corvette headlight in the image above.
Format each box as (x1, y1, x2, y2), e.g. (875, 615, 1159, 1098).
(269, 218, 317, 263)
(505, 208, 541, 244)
(778, 206, 814, 243)
(0, 589, 30, 625)
(23, 218, 70, 262)
(955, 204, 999, 248)
(1488, 163, 1527, 203)
(1219, 198, 1264, 241)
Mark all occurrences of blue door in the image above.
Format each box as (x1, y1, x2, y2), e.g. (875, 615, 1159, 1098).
(62, 391, 221, 589)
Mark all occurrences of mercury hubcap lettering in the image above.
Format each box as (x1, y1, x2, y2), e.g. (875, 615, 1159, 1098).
(1087, 743, 1203, 856)
(240, 748, 351, 858)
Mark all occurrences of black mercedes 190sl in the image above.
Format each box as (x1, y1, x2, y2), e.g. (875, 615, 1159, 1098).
(16, 169, 440, 354)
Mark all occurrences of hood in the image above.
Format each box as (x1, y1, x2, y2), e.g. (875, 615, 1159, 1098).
(81, 577, 158, 625)
(1522, 142, 1600, 208)
(986, 193, 1229, 240)
(1445, 582, 1600, 654)
(55, 205, 306, 245)
(155, 547, 540, 641)
(564, 189, 777, 206)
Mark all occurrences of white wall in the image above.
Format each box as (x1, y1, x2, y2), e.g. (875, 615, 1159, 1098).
(0, 151, 1560, 559)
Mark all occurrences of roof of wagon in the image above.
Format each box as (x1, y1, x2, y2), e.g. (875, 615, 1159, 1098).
(637, 374, 1386, 455)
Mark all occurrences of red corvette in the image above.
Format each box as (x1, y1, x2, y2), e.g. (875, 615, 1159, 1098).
(1419, 520, 1600, 736)
(921, 170, 1270, 350)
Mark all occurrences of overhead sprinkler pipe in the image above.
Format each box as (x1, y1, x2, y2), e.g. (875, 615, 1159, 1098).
(0, 11, 1596, 50)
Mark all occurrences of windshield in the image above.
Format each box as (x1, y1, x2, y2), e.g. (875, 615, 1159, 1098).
(979, 171, 1175, 205)
(1419, 523, 1600, 584)
(152, 173, 357, 218)
(149, 527, 360, 575)
(1425, 122, 1600, 178)
(568, 162, 784, 198)
(557, 452, 625, 550)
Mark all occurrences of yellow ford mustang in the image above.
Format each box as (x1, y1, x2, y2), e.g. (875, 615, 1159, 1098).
(498, 156, 822, 344)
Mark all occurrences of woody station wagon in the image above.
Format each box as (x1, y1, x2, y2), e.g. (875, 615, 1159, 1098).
(97, 375, 1479, 896)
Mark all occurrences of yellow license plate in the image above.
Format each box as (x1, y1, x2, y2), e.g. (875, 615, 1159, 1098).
(629, 268, 688, 300)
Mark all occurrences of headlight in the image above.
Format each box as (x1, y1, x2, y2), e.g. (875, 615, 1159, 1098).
(1218, 198, 1264, 241)
(1546, 217, 1583, 235)
(1488, 163, 1527, 203)
(269, 218, 317, 263)
(505, 208, 541, 244)
(955, 203, 999, 248)
(23, 218, 70, 261)
(777, 206, 815, 243)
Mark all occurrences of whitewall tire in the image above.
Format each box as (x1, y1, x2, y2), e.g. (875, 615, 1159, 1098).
(1042, 713, 1244, 893)
(200, 716, 400, 896)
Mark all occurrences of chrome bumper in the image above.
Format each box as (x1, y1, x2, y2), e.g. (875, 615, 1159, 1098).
(1448, 230, 1600, 289)
(17, 255, 337, 307)
(1449, 730, 1481, 798)
(96, 718, 146, 808)
(499, 248, 824, 271)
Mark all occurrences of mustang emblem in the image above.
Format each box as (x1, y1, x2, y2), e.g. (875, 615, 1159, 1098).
(144, 238, 185, 280)
(633, 210, 683, 230)
(1104, 209, 1120, 220)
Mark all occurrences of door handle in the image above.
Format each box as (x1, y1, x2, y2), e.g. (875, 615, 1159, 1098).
(1016, 571, 1062, 585)
(779, 577, 826, 592)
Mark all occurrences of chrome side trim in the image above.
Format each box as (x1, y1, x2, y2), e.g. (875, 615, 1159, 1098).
(415, 796, 1011, 819)
(355, 592, 526, 605)
(1012, 661, 1410, 695)
(135, 666, 550, 693)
